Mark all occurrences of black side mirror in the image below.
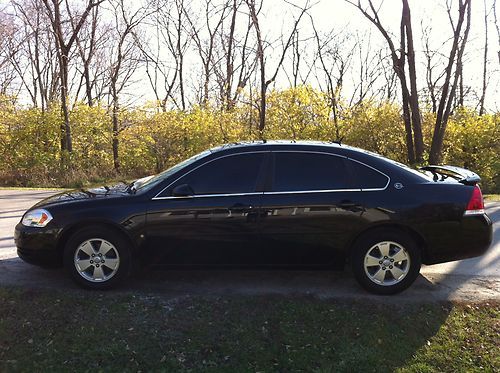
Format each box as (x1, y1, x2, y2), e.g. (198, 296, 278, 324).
(172, 183, 194, 197)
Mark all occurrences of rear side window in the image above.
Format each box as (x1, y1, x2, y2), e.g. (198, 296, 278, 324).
(272, 152, 351, 192)
(347, 159, 388, 189)
(173, 153, 265, 195)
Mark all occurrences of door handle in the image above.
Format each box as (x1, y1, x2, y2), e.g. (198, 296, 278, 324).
(229, 203, 253, 212)
(339, 200, 356, 209)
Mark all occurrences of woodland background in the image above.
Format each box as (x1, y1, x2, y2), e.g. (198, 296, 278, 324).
(0, 0, 499, 191)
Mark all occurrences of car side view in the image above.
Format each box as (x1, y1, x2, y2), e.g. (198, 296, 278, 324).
(15, 141, 493, 294)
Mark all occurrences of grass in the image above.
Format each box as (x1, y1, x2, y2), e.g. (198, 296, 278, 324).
(0, 288, 498, 372)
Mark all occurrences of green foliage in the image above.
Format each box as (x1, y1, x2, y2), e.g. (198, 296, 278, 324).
(0, 88, 498, 192)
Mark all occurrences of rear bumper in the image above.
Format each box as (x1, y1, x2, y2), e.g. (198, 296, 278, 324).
(423, 213, 493, 265)
(14, 223, 62, 267)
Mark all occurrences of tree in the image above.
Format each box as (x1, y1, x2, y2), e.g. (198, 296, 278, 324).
(478, 0, 491, 115)
(245, 0, 310, 134)
(107, 0, 148, 171)
(429, 0, 472, 164)
(346, 0, 424, 164)
(42, 0, 104, 154)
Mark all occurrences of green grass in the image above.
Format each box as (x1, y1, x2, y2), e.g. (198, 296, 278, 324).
(0, 288, 498, 372)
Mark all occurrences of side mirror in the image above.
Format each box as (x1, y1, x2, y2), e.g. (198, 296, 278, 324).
(172, 183, 194, 197)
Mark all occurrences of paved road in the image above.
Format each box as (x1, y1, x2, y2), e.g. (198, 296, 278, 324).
(0, 189, 498, 302)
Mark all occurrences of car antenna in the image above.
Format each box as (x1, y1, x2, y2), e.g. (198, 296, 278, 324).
(330, 137, 343, 145)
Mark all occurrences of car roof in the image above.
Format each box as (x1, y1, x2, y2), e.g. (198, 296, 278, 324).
(209, 140, 347, 152)
(207, 140, 430, 184)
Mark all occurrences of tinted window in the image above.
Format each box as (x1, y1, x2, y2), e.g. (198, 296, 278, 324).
(348, 160, 388, 189)
(173, 153, 264, 195)
(273, 152, 350, 191)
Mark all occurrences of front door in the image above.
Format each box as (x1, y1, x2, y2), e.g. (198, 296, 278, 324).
(145, 152, 269, 266)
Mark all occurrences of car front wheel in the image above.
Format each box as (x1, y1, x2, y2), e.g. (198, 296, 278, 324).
(63, 227, 132, 289)
(351, 229, 421, 295)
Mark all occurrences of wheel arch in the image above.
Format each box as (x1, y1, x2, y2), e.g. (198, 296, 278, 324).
(56, 220, 138, 258)
(346, 223, 429, 263)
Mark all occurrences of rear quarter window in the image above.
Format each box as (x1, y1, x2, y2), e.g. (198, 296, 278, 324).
(347, 159, 389, 189)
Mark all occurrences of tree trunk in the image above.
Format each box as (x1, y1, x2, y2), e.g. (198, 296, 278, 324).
(59, 52, 72, 153)
(402, 0, 423, 162)
(429, 0, 471, 164)
(112, 93, 120, 172)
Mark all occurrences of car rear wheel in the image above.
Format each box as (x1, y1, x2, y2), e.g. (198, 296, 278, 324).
(351, 229, 421, 295)
(63, 227, 132, 289)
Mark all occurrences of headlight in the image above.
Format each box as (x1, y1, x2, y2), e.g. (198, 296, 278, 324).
(22, 209, 53, 227)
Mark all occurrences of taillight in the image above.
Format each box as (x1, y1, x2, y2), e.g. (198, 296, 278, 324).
(464, 185, 485, 215)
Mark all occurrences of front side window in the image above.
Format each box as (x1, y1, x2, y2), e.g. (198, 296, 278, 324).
(172, 153, 265, 195)
(272, 152, 351, 192)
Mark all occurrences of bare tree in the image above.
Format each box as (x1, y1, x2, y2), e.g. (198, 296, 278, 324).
(74, 5, 109, 106)
(478, 0, 491, 115)
(107, 0, 148, 171)
(422, 24, 447, 113)
(0, 11, 21, 97)
(350, 32, 385, 107)
(311, 21, 355, 140)
(494, 0, 500, 64)
(246, 0, 310, 134)
(186, 0, 231, 106)
(429, 0, 472, 164)
(213, 0, 257, 110)
(42, 0, 104, 154)
(347, 0, 424, 164)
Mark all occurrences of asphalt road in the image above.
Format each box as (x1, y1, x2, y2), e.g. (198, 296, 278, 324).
(0, 189, 498, 302)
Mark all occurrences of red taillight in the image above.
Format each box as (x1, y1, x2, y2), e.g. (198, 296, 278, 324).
(464, 185, 484, 215)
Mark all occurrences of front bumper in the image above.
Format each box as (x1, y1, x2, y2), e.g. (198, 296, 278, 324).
(14, 223, 63, 267)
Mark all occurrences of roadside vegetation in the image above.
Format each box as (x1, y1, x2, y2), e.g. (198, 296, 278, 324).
(0, 287, 498, 372)
(1, 89, 499, 193)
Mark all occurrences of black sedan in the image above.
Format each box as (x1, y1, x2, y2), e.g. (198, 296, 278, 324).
(15, 141, 493, 294)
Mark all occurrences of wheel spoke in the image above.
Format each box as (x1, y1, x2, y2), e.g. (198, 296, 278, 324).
(365, 255, 381, 267)
(377, 242, 390, 257)
(103, 258, 119, 270)
(372, 268, 386, 283)
(389, 266, 405, 280)
(79, 241, 95, 256)
(99, 241, 114, 256)
(93, 266, 105, 281)
(76, 259, 92, 272)
(390, 248, 408, 263)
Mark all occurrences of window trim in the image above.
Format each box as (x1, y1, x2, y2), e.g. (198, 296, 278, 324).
(152, 151, 269, 200)
(152, 150, 390, 200)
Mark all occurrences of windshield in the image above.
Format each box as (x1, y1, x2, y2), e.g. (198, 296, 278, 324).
(135, 149, 212, 192)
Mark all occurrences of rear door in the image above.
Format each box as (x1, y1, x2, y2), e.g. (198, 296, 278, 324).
(145, 152, 269, 266)
(259, 151, 366, 266)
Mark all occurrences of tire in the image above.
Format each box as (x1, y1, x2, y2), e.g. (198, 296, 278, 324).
(351, 229, 421, 295)
(63, 226, 132, 290)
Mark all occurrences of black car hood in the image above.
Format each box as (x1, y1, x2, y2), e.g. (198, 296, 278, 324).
(32, 184, 129, 209)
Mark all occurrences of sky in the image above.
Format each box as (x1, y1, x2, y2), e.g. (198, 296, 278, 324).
(2, 0, 499, 110)
(257, 0, 499, 110)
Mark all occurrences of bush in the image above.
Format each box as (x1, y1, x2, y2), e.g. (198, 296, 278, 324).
(0, 89, 498, 192)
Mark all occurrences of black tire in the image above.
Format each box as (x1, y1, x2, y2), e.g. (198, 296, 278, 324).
(351, 229, 421, 295)
(63, 226, 132, 290)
